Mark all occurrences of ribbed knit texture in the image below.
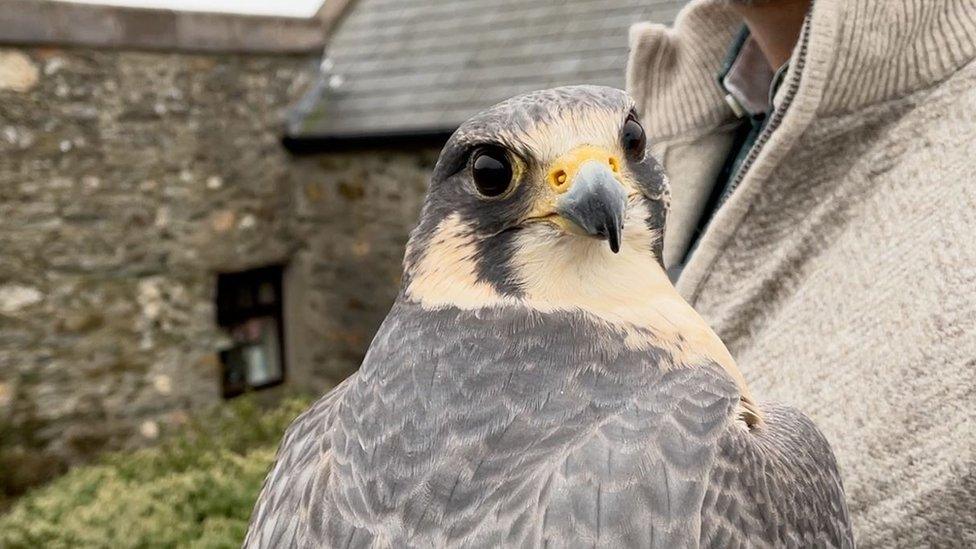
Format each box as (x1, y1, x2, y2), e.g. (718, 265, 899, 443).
(626, 1, 741, 139)
(628, 0, 976, 547)
(820, 0, 976, 114)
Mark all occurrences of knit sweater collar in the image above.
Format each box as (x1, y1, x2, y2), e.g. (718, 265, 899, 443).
(627, 0, 976, 300)
(627, 0, 976, 140)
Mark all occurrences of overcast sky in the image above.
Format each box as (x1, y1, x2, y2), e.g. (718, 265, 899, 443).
(55, 0, 326, 17)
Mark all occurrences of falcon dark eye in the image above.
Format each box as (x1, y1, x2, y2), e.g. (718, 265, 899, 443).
(621, 113, 647, 161)
(471, 147, 513, 197)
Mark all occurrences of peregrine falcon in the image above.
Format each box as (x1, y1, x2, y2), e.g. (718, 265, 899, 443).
(245, 86, 853, 548)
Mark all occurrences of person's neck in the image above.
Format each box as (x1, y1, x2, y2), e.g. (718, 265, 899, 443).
(730, 0, 811, 69)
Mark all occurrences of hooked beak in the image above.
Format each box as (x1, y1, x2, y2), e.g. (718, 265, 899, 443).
(551, 154, 627, 253)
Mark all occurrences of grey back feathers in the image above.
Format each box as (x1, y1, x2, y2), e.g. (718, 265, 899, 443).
(246, 301, 852, 547)
(245, 86, 853, 548)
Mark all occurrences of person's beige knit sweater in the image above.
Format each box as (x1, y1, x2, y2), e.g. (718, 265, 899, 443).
(627, 0, 976, 546)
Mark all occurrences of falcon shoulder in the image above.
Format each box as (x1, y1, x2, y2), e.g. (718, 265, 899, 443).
(540, 362, 853, 548)
(701, 400, 854, 548)
(244, 378, 360, 548)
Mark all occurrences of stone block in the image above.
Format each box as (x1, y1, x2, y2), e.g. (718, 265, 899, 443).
(0, 50, 39, 92)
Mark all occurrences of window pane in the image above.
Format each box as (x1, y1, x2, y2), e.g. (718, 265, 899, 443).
(244, 317, 282, 386)
(216, 265, 286, 398)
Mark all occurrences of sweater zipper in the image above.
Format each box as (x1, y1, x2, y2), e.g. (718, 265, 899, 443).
(719, 16, 812, 205)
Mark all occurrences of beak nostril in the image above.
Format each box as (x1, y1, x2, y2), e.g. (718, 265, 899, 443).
(551, 169, 569, 190)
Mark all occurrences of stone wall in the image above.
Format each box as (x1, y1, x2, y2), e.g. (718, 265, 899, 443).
(0, 46, 435, 500)
(290, 152, 433, 381)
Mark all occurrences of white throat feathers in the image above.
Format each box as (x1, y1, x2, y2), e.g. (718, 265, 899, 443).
(404, 203, 759, 424)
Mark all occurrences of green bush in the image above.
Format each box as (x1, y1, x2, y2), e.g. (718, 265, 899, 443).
(0, 395, 312, 549)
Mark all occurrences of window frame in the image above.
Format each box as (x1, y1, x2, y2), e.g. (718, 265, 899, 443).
(215, 264, 287, 398)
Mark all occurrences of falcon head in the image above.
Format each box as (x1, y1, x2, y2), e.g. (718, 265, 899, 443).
(400, 85, 756, 420)
(403, 85, 670, 303)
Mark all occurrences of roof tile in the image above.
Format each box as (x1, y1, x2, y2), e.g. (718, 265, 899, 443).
(289, 0, 685, 139)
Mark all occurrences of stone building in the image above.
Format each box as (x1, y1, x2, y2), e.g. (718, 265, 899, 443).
(0, 0, 680, 499)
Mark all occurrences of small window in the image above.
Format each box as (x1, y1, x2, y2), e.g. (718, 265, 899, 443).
(216, 265, 286, 398)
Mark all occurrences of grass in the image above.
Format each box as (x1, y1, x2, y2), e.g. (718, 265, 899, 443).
(0, 395, 312, 549)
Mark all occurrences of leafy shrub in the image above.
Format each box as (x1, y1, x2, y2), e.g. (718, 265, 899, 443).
(0, 395, 312, 549)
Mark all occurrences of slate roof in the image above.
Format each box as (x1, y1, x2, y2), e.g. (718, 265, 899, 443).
(286, 0, 687, 143)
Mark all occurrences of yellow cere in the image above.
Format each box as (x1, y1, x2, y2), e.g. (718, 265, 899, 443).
(547, 145, 623, 193)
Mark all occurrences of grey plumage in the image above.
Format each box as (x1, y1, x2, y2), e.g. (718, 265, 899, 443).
(245, 86, 853, 548)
